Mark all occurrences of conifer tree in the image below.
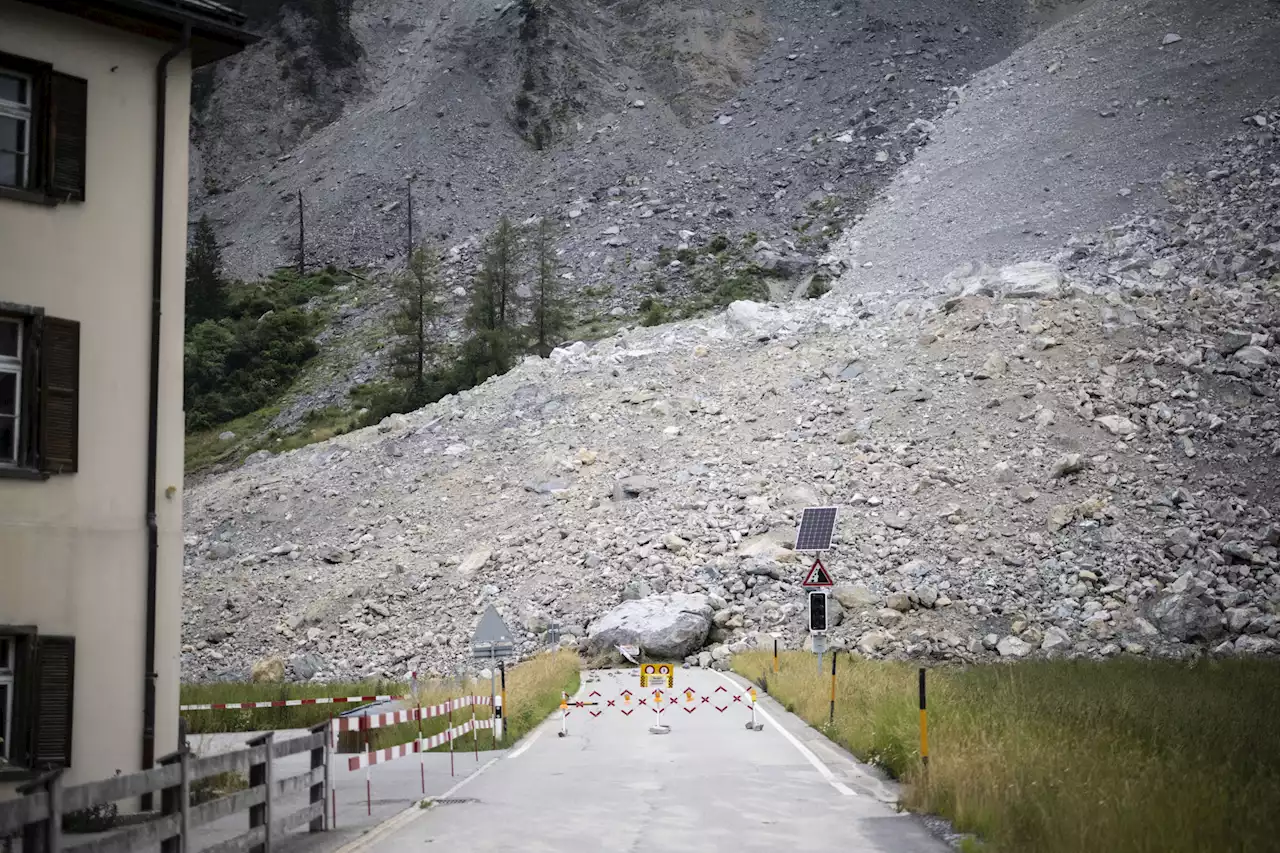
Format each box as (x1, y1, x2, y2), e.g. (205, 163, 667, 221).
(186, 215, 228, 327)
(528, 216, 571, 357)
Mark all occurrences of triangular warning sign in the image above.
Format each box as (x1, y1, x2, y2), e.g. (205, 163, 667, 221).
(802, 558, 834, 587)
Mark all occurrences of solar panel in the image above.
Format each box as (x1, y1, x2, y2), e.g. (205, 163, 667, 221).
(795, 506, 839, 552)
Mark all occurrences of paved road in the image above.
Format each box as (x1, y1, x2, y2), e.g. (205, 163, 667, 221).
(339, 668, 946, 853)
(187, 728, 503, 853)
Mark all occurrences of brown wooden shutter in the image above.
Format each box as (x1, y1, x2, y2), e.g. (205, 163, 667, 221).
(38, 316, 78, 474)
(31, 636, 75, 768)
(19, 314, 42, 468)
(48, 72, 87, 202)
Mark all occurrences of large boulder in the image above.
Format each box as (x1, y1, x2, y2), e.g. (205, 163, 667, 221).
(1147, 594, 1224, 642)
(587, 593, 714, 659)
(251, 656, 285, 683)
(832, 584, 878, 611)
(725, 301, 793, 338)
(998, 261, 1064, 299)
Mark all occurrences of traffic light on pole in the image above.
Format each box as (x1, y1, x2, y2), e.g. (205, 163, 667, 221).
(808, 590, 828, 632)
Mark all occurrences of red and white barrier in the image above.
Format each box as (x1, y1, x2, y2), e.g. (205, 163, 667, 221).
(327, 694, 503, 823)
(343, 718, 494, 771)
(180, 694, 407, 712)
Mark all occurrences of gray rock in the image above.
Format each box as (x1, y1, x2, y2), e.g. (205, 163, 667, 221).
(1050, 453, 1086, 479)
(856, 630, 891, 655)
(832, 584, 878, 611)
(998, 261, 1064, 299)
(614, 475, 660, 500)
(207, 541, 235, 561)
(1225, 607, 1255, 634)
(243, 450, 273, 466)
(587, 593, 714, 659)
(1096, 415, 1138, 436)
(1040, 626, 1071, 652)
(1235, 635, 1278, 655)
(725, 301, 793, 338)
(318, 545, 349, 564)
(458, 550, 491, 574)
(291, 653, 327, 680)
(916, 586, 939, 609)
(886, 592, 912, 612)
(621, 580, 653, 602)
(1234, 345, 1272, 366)
(742, 559, 784, 580)
(982, 633, 1000, 650)
(1219, 330, 1253, 353)
(996, 636, 1032, 657)
(527, 477, 572, 495)
(877, 608, 904, 627)
(1147, 593, 1224, 642)
(218, 431, 236, 441)
(974, 351, 1008, 380)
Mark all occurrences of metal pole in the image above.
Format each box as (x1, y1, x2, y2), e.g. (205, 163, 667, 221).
(416, 702, 425, 794)
(362, 715, 370, 817)
(490, 652, 497, 749)
(449, 698, 455, 777)
(297, 190, 304, 276)
(500, 660, 507, 744)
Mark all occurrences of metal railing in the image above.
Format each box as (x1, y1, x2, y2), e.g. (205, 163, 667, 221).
(0, 724, 329, 853)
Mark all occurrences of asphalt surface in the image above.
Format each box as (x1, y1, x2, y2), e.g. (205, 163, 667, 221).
(339, 668, 947, 853)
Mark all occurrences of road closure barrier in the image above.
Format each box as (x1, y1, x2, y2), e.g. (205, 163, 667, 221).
(558, 684, 760, 737)
(324, 693, 501, 824)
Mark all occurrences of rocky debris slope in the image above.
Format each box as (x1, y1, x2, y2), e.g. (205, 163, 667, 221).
(834, 0, 1280, 297)
(196, 0, 1040, 279)
(190, 0, 1065, 425)
(183, 101, 1280, 680)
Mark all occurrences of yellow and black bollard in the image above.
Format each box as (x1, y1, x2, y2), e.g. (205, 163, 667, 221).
(918, 667, 929, 769)
(773, 636, 780, 673)
(828, 652, 837, 726)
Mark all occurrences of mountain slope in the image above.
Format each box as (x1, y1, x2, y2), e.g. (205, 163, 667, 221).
(833, 0, 1280, 297)
(181, 0, 1280, 682)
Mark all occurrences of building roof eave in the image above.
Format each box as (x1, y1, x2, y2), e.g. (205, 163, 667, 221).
(17, 0, 260, 66)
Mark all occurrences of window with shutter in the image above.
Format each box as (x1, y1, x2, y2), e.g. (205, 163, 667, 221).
(0, 51, 85, 205)
(31, 636, 75, 769)
(38, 316, 78, 474)
(47, 72, 86, 202)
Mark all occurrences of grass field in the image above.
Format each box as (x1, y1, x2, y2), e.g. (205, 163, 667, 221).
(180, 651, 580, 754)
(732, 651, 1280, 853)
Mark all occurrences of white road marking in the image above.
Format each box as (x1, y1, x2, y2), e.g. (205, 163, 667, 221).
(507, 725, 545, 759)
(712, 670, 856, 797)
(330, 756, 501, 853)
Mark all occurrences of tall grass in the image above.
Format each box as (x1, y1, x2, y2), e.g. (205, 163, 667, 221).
(180, 651, 580, 755)
(180, 679, 407, 733)
(365, 650, 580, 752)
(732, 652, 1280, 853)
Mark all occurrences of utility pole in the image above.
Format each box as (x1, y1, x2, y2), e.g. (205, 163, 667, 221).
(297, 189, 305, 276)
(406, 177, 414, 260)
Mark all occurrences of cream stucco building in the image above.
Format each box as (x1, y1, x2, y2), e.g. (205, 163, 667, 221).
(0, 0, 254, 793)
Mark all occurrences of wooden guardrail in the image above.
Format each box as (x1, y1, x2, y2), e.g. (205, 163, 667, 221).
(0, 724, 329, 853)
